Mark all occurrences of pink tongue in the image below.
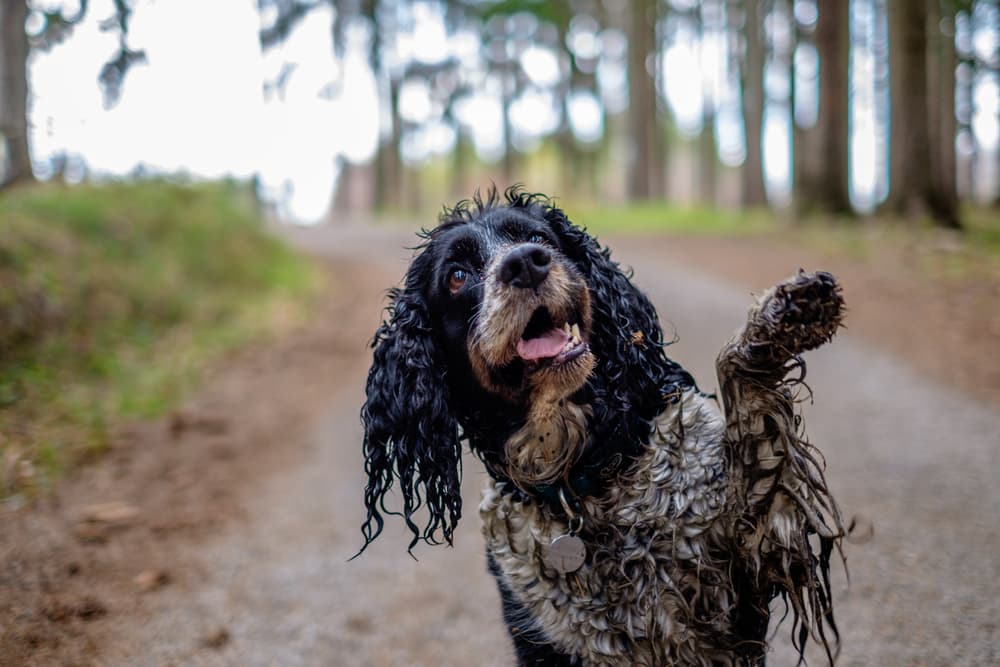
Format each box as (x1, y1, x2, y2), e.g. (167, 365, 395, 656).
(517, 328, 570, 361)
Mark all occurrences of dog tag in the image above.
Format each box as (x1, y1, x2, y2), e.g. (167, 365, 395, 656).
(546, 534, 586, 574)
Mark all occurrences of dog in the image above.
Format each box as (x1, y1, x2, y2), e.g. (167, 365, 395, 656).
(358, 188, 845, 666)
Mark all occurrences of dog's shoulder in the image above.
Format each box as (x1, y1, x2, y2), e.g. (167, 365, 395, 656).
(609, 387, 730, 536)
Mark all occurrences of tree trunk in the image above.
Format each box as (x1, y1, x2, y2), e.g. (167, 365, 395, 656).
(374, 76, 403, 211)
(450, 131, 469, 201)
(740, 0, 767, 207)
(927, 1, 959, 222)
(555, 8, 581, 198)
(699, 107, 718, 206)
(995, 104, 1000, 207)
(627, 0, 665, 201)
(872, 0, 891, 203)
(500, 63, 518, 189)
(698, 0, 718, 206)
(791, 20, 814, 216)
(0, 0, 33, 188)
(556, 110, 580, 197)
(798, 0, 852, 215)
(882, 0, 959, 227)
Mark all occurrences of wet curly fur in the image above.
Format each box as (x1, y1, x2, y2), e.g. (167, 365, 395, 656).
(359, 187, 845, 666)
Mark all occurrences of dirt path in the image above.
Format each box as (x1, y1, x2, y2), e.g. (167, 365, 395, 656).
(2, 223, 998, 666)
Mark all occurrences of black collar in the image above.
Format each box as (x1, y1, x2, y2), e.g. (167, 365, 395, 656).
(490, 430, 635, 518)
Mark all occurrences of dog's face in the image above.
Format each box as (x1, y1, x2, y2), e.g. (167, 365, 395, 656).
(360, 189, 690, 553)
(426, 207, 596, 404)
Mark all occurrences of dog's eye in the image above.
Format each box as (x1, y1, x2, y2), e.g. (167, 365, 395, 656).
(528, 233, 546, 245)
(448, 268, 468, 293)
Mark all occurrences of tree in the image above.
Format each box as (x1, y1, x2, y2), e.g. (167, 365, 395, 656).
(626, 0, 666, 200)
(927, 0, 959, 219)
(95, 0, 147, 109)
(697, 0, 720, 206)
(366, 0, 407, 211)
(485, 15, 524, 188)
(552, 0, 593, 197)
(881, 0, 960, 227)
(738, 0, 766, 207)
(0, 0, 144, 189)
(797, 0, 852, 215)
(259, 0, 405, 210)
(473, 0, 605, 196)
(0, 0, 31, 187)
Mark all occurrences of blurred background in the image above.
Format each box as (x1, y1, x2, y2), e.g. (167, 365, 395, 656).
(2, 0, 998, 223)
(3, 2, 1000, 665)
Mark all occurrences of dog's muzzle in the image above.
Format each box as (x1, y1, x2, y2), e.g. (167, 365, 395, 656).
(468, 243, 594, 399)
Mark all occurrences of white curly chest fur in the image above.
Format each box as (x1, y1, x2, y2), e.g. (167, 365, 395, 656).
(480, 388, 771, 667)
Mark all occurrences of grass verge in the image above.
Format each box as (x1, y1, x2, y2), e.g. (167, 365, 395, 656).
(788, 207, 1000, 282)
(569, 202, 778, 237)
(567, 201, 1000, 281)
(367, 199, 780, 237)
(0, 179, 321, 500)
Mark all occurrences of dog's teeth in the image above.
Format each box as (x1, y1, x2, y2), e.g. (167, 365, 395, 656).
(571, 323, 581, 340)
(563, 323, 571, 334)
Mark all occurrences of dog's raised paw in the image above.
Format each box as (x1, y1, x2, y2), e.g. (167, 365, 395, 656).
(763, 270, 844, 352)
(740, 270, 845, 369)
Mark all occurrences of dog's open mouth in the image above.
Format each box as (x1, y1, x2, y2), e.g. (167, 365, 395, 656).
(515, 307, 587, 369)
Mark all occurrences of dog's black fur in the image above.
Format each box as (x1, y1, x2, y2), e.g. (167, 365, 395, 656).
(361, 188, 693, 550)
(359, 187, 841, 665)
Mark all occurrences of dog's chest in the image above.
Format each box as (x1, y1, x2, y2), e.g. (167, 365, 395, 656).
(480, 390, 738, 666)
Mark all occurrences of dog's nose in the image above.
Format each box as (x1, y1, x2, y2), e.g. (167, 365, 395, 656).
(498, 244, 551, 289)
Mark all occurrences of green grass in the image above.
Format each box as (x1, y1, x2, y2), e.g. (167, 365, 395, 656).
(0, 179, 320, 498)
(963, 207, 1000, 257)
(567, 200, 999, 279)
(568, 201, 777, 236)
(786, 206, 1000, 281)
(375, 189, 998, 279)
(371, 195, 779, 238)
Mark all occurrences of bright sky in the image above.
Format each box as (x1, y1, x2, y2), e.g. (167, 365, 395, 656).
(26, 0, 1000, 222)
(29, 0, 374, 221)
(31, 0, 264, 177)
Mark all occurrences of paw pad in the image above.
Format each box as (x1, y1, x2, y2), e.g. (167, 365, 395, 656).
(760, 270, 844, 354)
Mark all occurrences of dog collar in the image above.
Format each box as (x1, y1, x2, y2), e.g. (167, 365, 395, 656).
(530, 446, 629, 574)
(532, 468, 603, 515)
(525, 442, 628, 518)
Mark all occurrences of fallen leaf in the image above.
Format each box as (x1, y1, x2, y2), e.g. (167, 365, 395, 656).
(80, 501, 140, 524)
(133, 569, 171, 592)
(201, 627, 230, 650)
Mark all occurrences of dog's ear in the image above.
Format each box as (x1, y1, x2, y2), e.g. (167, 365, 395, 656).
(359, 259, 462, 554)
(541, 204, 694, 430)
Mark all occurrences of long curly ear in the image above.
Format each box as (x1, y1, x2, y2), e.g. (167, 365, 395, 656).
(358, 272, 462, 555)
(541, 204, 694, 433)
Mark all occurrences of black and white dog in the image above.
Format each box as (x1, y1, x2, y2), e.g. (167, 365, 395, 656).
(359, 188, 844, 666)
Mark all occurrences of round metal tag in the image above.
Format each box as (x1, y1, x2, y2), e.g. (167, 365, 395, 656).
(546, 534, 586, 574)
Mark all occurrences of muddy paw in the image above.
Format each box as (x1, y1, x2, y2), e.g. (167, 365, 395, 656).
(754, 270, 844, 356)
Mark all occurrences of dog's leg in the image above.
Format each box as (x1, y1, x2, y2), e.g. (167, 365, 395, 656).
(717, 270, 843, 509)
(716, 270, 845, 663)
(487, 553, 581, 667)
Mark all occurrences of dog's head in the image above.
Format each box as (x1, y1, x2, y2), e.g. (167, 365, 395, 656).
(431, 198, 598, 406)
(359, 187, 691, 552)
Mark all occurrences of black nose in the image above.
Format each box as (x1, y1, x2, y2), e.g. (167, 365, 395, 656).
(498, 244, 551, 289)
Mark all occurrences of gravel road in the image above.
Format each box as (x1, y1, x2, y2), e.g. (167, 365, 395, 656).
(63, 224, 1000, 666)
